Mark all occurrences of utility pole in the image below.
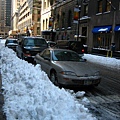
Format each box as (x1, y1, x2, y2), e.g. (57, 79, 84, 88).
(77, 4, 81, 41)
(107, 0, 116, 43)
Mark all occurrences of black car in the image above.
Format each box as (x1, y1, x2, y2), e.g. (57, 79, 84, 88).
(16, 36, 48, 62)
(55, 40, 88, 56)
(5, 38, 18, 51)
(47, 41, 56, 47)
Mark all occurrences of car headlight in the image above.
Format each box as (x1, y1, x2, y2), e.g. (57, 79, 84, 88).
(60, 71, 76, 76)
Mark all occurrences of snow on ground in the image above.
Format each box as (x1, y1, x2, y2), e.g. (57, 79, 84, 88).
(0, 44, 97, 120)
(0, 40, 120, 120)
(83, 54, 120, 70)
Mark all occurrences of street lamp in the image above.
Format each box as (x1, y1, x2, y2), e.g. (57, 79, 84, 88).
(74, 0, 81, 41)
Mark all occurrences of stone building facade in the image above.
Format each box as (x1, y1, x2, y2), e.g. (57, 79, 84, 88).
(45, 0, 120, 52)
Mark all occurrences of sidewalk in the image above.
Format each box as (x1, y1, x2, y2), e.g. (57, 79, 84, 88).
(0, 74, 6, 120)
(91, 48, 120, 59)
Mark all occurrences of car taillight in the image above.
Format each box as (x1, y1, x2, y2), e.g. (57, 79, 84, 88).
(24, 53, 31, 57)
(82, 49, 84, 53)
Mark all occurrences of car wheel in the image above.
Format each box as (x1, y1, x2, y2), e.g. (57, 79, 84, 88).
(50, 70, 59, 86)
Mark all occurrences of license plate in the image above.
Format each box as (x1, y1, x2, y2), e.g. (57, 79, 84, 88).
(84, 80, 92, 85)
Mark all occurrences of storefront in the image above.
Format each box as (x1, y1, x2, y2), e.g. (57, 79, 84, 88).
(92, 25, 112, 50)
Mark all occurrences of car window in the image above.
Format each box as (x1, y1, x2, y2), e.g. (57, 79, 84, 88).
(41, 49, 50, 59)
(6, 40, 18, 44)
(52, 50, 83, 61)
(23, 38, 47, 47)
(69, 41, 83, 50)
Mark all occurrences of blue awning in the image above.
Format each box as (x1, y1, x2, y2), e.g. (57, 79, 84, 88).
(92, 26, 112, 33)
(114, 25, 120, 32)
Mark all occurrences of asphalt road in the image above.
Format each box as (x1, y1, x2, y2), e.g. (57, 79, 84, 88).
(75, 62, 120, 120)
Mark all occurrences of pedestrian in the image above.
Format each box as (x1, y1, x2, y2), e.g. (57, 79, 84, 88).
(26, 27, 30, 36)
(111, 43, 115, 53)
(110, 43, 115, 57)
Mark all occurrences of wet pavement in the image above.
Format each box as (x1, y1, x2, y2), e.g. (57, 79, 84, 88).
(0, 74, 6, 120)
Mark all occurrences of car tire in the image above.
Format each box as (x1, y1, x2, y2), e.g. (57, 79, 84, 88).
(50, 70, 59, 86)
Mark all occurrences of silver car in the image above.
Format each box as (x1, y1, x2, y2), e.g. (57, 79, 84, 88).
(34, 48, 101, 87)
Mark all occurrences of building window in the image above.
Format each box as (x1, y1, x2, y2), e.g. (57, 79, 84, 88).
(47, 0, 50, 7)
(67, 10, 72, 27)
(43, 20, 45, 30)
(44, 1, 46, 9)
(93, 34, 111, 49)
(82, 27, 87, 36)
(84, 5, 88, 16)
(46, 19, 48, 29)
(55, 14, 59, 29)
(37, 27, 40, 35)
(106, 0, 111, 12)
(37, 18, 40, 22)
(97, 0, 103, 13)
(38, 10, 40, 14)
(62, 12, 65, 28)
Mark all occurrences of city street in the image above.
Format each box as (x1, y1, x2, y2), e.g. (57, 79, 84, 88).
(0, 40, 120, 120)
(0, 0, 120, 119)
(75, 62, 120, 120)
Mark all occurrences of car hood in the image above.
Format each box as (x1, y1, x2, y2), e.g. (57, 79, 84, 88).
(54, 61, 99, 76)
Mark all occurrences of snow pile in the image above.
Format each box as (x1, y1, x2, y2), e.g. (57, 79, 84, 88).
(1, 46, 96, 120)
(83, 54, 120, 70)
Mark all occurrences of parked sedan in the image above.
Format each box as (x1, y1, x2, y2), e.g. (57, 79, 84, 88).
(5, 38, 18, 51)
(34, 48, 101, 88)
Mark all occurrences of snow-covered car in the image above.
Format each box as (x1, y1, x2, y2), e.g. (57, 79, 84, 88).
(34, 48, 101, 88)
(5, 38, 18, 51)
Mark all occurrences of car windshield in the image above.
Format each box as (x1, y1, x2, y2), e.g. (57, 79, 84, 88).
(23, 38, 47, 47)
(52, 50, 83, 62)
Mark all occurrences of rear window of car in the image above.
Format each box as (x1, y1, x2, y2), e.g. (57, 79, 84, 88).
(23, 38, 47, 47)
(6, 39, 18, 43)
(68, 41, 83, 49)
